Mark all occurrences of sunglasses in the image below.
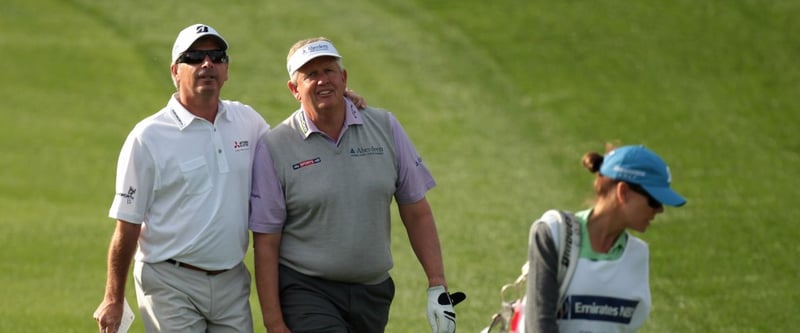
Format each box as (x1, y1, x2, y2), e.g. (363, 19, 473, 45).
(626, 183, 663, 209)
(176, 49, 228, 64)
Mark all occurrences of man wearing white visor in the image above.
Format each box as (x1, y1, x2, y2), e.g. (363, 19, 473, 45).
(249, 37, 465, 333)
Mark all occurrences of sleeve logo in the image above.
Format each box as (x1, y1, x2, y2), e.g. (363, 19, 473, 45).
(118, 186, 136, 204)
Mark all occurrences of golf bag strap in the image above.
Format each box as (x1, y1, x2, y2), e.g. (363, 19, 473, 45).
(552, 210, 580, 311)
(527, 210, 581, 316)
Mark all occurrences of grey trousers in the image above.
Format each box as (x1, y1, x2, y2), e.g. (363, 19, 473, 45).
(133, 261, 253, 333)
(279, 265, 395, 333)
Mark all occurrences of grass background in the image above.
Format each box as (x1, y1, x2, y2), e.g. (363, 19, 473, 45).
(1, 0, 798, 332)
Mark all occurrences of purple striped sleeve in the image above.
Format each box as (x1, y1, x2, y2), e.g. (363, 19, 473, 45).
(248, 137, 286, 234)
(389, 113, 436, 204)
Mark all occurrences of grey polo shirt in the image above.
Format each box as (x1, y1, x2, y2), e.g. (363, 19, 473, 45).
(249, 100, 435, 284)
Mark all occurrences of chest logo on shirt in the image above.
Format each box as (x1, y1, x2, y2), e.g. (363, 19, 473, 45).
(293, 157, 321, 170)
(118, 186, 136, 204)
(233, 140, 250, 152)
(559, 295, 639, 324)
(350, 145, 384, 157)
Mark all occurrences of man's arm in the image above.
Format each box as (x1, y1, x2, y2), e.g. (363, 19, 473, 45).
(93, 220, 140, 333)
(398, 197, 446, 288)
(249, 135, 290, 332)
(253, 232, 291, 333)
(401, 198, 468, 333)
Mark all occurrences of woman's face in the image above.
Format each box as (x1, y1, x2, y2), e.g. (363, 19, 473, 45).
(619, 183, 664, 233)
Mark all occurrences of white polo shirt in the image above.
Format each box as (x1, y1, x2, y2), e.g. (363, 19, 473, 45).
(109, 94, 269, 270)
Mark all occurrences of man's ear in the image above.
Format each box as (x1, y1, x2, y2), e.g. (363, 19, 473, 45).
(287, 81, 301, 101)
(170, 64, 179, 80)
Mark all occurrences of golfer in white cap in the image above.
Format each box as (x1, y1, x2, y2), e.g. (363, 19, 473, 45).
(93, 23, 266, 333)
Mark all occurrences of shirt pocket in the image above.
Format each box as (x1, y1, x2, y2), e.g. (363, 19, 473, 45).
(179, 156, 212, 195)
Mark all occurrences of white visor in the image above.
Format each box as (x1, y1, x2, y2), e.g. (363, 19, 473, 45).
(286, 40, 341, 77)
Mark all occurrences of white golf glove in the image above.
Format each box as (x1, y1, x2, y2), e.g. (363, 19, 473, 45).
(427, 285, 466, 333)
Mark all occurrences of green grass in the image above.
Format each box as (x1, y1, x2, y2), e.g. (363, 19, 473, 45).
(1, 0, 798, 332)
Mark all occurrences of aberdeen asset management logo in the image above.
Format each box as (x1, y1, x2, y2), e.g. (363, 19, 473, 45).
(350, 145, 384, 157)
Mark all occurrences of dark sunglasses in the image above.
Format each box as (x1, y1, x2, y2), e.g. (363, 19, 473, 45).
(626, 183, 663, 209)
(177, 49, 228, 64)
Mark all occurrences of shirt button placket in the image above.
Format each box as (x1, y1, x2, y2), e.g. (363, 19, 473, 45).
(212, 126, 230, 173)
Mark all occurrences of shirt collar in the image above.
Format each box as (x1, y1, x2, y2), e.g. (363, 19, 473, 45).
(168, 94, 229, 130)
(576, 209, 629, 260)
(298, 98, 363, 139)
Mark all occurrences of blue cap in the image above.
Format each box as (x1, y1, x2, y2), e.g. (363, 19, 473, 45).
(599, 145, 686, 207)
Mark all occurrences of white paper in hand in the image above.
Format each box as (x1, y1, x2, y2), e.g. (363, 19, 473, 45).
(118, 298, 135, 333)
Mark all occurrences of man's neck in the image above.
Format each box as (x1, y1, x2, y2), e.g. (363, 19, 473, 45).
(306, 105, 346, 142)
(179, 94, 219, 123)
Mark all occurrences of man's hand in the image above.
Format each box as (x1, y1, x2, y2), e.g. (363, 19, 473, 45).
(344, 88, 367, 109)
(93, 299, 123, 333)
(426, 285, 466, 333)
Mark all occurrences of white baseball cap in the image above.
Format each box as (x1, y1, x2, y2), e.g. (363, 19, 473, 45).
(171, 24, 228, 64)
(286, 40, 341, 77)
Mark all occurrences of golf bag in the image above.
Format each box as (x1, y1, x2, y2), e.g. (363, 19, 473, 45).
(480, 210, 580, 333)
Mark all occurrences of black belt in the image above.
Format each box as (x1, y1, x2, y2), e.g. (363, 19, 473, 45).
(165, 259, 229, 276)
